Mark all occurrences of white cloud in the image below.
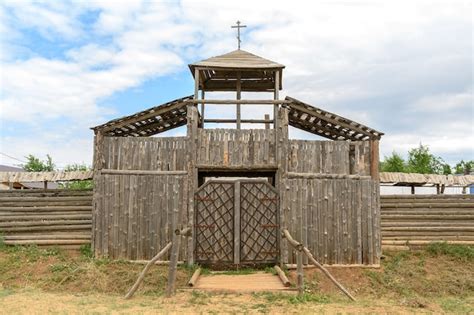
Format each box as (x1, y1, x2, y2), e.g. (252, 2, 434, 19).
(0, 0, 472, 166)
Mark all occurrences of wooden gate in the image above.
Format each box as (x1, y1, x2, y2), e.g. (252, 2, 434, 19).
(194, 179, 279, 265)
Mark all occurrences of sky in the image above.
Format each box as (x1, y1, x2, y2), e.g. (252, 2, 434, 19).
(0, 0, 472, 169)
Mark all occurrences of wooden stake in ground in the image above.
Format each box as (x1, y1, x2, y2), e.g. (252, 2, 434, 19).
(282, 229, 356, 301)
(166, 227, 192, 297)
(124, 242, 172, 299)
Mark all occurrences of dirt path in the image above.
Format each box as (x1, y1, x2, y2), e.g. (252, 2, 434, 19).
(0, 288, 447, 314)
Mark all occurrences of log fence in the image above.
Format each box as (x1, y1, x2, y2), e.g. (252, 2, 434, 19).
(0, 189, 92, 248)
(381, 194, 474, 249)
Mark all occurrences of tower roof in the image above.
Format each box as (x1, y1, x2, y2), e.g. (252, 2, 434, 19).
(189, 49, 285, 70)
(189, 50, 284, 92)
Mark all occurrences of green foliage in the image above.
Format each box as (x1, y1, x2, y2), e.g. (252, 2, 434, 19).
(380, 152, 406, 172)
(79, 244, 93, 259)
(454, 160, 474, 175)
(406, 144, 448, 174)
(426, 242, 474, 262)
(22, 154, 55, 172)
(59, 164, 93, 190)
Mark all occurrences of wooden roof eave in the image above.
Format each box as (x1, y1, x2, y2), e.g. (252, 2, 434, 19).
(91, 95, 193, 136)
(189, 65, 284, 91)
(285, 96, 384, 141)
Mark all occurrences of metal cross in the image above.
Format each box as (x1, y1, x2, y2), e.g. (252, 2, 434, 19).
(231, 20, 247, 50)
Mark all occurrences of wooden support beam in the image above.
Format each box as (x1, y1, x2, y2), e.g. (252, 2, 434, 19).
(100, 169, 187, 176)
(203, 119, 273, 124)
(287, 172, 372, 180)
(296, 250, 304, 296)
(200, 90, 205, 128)
(185, 99, 290, 105)
(370, 140, 380, 180)
(264, 114, 270, 129)
(124, 242, 172, 299)
(274, 70, 280, 129)
(236, 71, 241, 129)
(274, 265, 291, 287)
(233, 181, 241, 264)
(282, 229, 356, 301)
(187, 268, 202, 287)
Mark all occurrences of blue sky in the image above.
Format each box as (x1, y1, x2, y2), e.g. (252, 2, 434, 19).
(0, 0, 472, 168)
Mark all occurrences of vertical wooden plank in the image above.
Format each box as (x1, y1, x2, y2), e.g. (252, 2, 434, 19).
(370, 140, 380, 180)
(236, 71, 241, 129)
(234, 181, 241, 264)
(297, 250, 304, 296)
(186, 105, 198, 265)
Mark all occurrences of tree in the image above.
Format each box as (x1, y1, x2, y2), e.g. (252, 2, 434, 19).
(454, 160, 474, 175)
(22, 154, 55, 172)
(59, 164, 93, 190)
(380, 152, 406, 172)
(406, 144, 446, 174)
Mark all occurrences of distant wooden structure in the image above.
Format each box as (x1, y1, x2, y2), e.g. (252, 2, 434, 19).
(91, 49, 384, 266)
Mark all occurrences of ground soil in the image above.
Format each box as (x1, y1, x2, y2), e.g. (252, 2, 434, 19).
(0, 245, 473, 314)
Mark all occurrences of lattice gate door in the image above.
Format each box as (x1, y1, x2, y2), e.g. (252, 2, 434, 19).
(194, 179, 279, 266)
(239, 180, 279, 264)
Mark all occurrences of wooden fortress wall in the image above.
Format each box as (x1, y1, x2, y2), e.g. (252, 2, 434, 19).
(283, 140, 380, 265)
(93, 137, 189, 260)
(92, 111, 380, 265)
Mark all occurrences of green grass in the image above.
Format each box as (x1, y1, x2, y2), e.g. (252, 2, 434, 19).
(439, 297, 474, 314)
(79, 244, 93, 259)
(253, 291, 330, 305)
(426, 242, 474, 262)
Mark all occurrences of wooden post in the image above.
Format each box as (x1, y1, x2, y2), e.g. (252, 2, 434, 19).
(8, 181, 13, 190)
(43, 181, 48, 189)
(234, 181, 241, 264)
(274, 70, 280, 130)
(436, 184, 440, 194)
(200, 90, 205, 128)
(411, 185, 415, 194)
(264, 114, 270, 129)
(370, 140, 379, 180)
(277, 107, 289, 266)
(165, 228, 190, 297)
(296, 250, 304, 296)
(186, 105, 198, 265)
(236, 71, 241, 129)
(282, 229, 356, 301)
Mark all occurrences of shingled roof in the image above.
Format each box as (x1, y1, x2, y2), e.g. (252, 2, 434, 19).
(286, 96, 383, 141)
(189, 50, 284, 92)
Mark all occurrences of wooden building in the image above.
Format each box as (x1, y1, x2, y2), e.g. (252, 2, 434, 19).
(92, 49, 383, 266)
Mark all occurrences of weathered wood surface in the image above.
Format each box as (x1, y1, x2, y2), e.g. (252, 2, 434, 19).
(0, 171, 93, 183)
(288, 140, 371, 175)
(101, 137, 187, 171)
(0, 189, 92, 248)
(93, 174, 186, 260)
(284, 178, 380, 265)
(197, 129, 276, 167)
(381, 195, 474, 246)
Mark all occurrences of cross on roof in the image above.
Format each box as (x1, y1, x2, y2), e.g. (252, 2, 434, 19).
(231, 20, 247, 50)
